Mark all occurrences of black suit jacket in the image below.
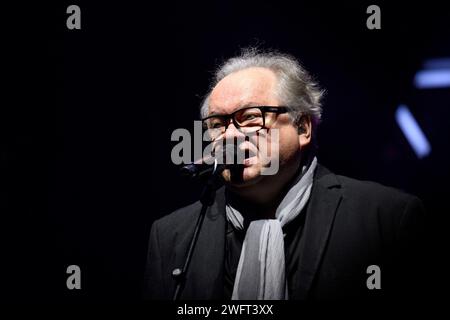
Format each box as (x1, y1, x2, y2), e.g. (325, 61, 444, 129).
(144, 164, 426, 300)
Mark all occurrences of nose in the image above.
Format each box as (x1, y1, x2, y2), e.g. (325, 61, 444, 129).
(223, 121, 245, 141)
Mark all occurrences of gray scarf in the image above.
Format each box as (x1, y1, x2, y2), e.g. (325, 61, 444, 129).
(226, 157, 318, 300)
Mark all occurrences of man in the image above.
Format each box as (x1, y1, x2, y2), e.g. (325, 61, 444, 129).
(144, 48, 426, 300)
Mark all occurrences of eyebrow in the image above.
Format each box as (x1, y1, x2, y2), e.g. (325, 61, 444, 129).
(207, 102, 263, 117)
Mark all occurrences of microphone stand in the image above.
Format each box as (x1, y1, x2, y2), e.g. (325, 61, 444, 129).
(172, 160, 225, 300)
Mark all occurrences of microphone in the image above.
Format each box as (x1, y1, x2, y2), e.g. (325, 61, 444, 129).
(180, 144, 241, 179)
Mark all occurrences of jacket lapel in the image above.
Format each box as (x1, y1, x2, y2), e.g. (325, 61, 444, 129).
(180, 188, 227, 299)
(292, 165, 343, 300)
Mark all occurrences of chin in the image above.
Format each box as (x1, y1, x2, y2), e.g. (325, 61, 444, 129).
(223, 165, 264, 188)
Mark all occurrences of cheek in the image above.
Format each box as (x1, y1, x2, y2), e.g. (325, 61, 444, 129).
(276, 128, 301, 162)
(248, 127, 300, 162)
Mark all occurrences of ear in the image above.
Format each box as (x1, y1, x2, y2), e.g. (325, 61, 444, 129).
(297, 115, 312, 148)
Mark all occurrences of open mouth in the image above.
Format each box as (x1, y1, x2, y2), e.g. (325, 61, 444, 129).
(242, 148, 257, 166)
(244, 148, 257, 160)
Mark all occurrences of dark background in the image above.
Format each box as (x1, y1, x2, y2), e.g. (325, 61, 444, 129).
(2, 1, 449, 302)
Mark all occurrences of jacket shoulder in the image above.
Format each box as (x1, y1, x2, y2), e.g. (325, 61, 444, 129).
(152, 199, 202, 235)
(335, 173, 420, 207)
(330, 171, 425, 233)
(315, 164, 420, 207)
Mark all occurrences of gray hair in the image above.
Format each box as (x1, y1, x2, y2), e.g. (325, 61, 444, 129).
(200, 48, 325, 133)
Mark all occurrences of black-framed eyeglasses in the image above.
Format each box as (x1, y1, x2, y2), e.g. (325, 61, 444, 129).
(202, 106, 289, 140)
